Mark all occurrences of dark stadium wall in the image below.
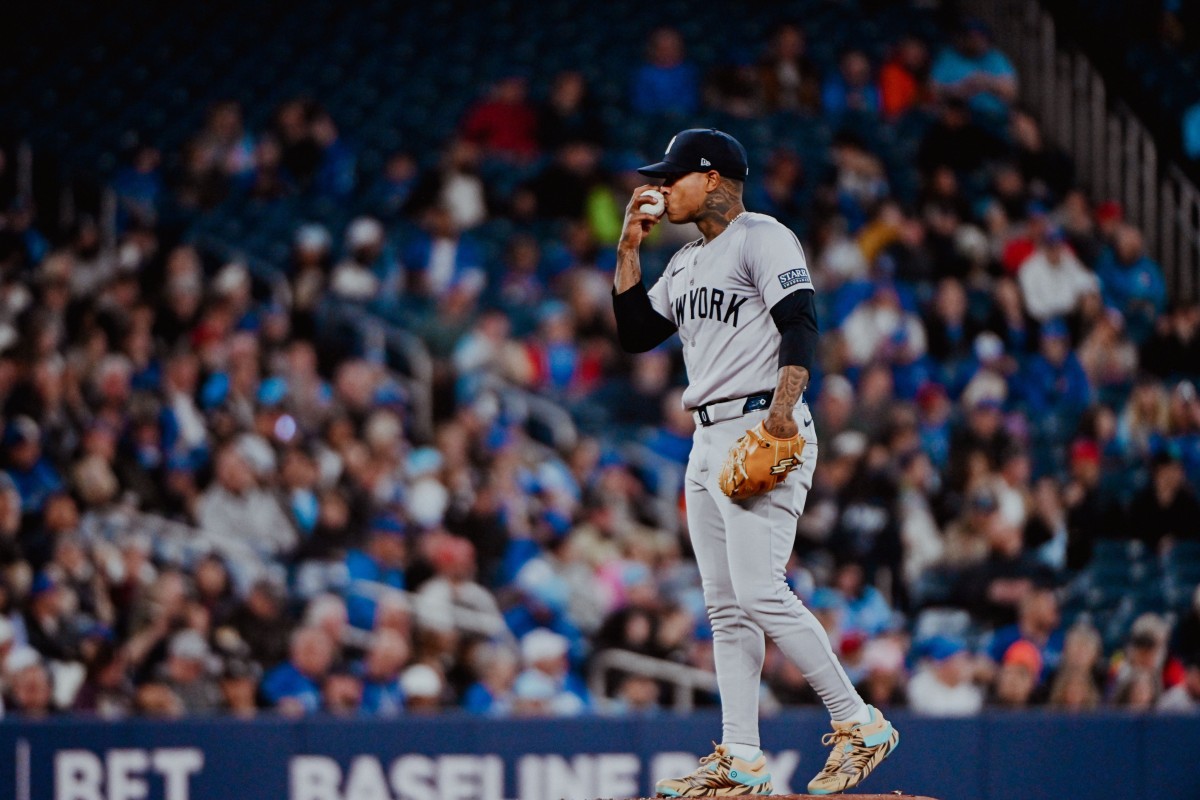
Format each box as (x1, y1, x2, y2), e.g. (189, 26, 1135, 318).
(1, 710, 1197, 800)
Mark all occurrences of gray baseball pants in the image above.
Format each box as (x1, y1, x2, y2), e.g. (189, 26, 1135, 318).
(685, 404, 863, 746)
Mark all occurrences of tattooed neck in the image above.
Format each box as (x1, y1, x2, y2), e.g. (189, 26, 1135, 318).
(694, 178, 745, 243)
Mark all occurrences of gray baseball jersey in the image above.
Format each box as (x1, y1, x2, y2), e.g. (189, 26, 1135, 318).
(647, 212, 814, 409)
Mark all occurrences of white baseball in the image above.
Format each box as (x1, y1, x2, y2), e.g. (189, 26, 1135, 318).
(638, 189, 665, 217)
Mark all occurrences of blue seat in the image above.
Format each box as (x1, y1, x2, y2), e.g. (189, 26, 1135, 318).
(1168, 540, 1200, 566)
(1092, 539, 1147, 564)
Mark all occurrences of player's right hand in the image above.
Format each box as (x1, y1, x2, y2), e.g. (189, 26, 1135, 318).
(619, 184, 663, 250)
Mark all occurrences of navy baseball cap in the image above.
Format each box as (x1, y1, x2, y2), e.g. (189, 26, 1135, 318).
(1041, 318, 1069, 339)
(638, 128, 749, 180)
(369, 515, 407, 537)
(962, 17, 993, 38)
(923, 635, 967, 662)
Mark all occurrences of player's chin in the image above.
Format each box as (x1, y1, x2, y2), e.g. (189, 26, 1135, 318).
(664, 207, 684, 224)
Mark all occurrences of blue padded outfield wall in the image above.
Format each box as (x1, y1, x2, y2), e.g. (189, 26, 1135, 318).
(1, 711, 1198, 800)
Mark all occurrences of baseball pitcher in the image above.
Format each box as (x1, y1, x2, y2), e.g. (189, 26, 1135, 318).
(611, 129, 899, 796)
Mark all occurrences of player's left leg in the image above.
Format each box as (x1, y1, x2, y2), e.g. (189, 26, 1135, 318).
(713, 426, 862, 719)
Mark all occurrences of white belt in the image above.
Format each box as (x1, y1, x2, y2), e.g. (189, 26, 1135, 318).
(691, 391, 774, 427)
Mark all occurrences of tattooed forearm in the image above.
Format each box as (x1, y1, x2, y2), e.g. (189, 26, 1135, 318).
(694, 178, 746, 242)
(765, 365, 809, 438)
(771, 365, 809, 413)
(614, 243, 642, 293)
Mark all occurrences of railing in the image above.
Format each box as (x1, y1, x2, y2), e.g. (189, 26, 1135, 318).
(966, 0, 1200, 301)
(620, 442, 685, 535)
(320, 298, 436, 443)
(496, 383, 580, 453)
(475, 373, 581, 453)
(77, 507, 281, 592)
(185, 234, 437, 444)
(588, 648, 720, 712)
(343, 579, 513, 645)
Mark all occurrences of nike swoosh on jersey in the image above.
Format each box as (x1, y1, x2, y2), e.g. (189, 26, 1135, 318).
(670, 267, 685, 276)
(803, 417, 813, 427)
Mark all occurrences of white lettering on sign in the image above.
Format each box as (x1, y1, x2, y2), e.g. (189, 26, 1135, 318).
(286, 750, 796, 800)
(46, 746, 795, 800)
(478, 756, 502, 800)
(107, 750, 150, 800)
(390, 755, 435, 800)
(542, 754, 591, 799)
(153, 750, 204, 800)
(292, 756, 343, 800)
(294, 755, 505, 800)
(517, 755, 540, 800)
(54, 749, 203, 800)
(56, 751, 104, 800)
(512, 754, 640, 800)
(436, 756, 479, 800)
(344, 756, 390, 800)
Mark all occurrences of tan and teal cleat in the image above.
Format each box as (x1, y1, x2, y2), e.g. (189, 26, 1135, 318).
(807, 705, 899, 795)
(655, 744, 774, 797)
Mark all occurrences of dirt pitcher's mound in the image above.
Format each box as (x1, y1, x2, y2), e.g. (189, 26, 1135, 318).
(614, 796, 938, 799)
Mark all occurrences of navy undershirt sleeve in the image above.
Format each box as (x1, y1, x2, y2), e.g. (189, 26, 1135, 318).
(769, 288, 819, 370)
(612, 284, 678, 353)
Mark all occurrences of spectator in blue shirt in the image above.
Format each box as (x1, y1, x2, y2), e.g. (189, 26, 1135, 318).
(504, 558, 586, 663)
(260, 627, 335, 714)
(986, 586, 1064, 685)
(930, 19, 1017, 123)
(640, 388, 695, 466)
(1164, 385, 1200, 497)
(822, 50, 882, 119)
(357, 629, 407, 717)
(518, 628, 590, 713)
(345, 517, 408, 630)
(631, 28, 699, 116)
(3, 417, 64, 515)
(112, 145, 164, 230)
(311, 111, 357, 198)
(402, 206, 486, 303)
(496, 234, 550, 320)
(1094, 224, 1167, 344)
(1019, 320, 1092, 419)
(321, 668, 365, 716)
(366, 152, 418, 218)
(463, 643, 519, 715)
(916, 382, 954, 470)
(834, 562, 895, 637)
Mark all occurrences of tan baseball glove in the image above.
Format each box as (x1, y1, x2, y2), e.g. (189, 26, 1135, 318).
(718, 421, 806, 501)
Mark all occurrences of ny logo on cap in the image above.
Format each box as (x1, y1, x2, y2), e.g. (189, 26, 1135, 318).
(700, 158, 711, 167)
(665, 135, 677, 154)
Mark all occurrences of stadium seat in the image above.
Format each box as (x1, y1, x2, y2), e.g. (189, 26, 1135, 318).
(1167, 540, 1200, 566)
(1091, 539, 1147, 564)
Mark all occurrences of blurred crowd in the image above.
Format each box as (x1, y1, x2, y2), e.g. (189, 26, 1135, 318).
(1052, 0, 1200, 167)
(1, 13, 1199, 722)
(1112, 0, 1200, 162)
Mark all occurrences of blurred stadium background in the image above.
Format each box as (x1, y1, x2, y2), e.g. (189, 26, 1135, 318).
(0, 0, 1199, 798)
